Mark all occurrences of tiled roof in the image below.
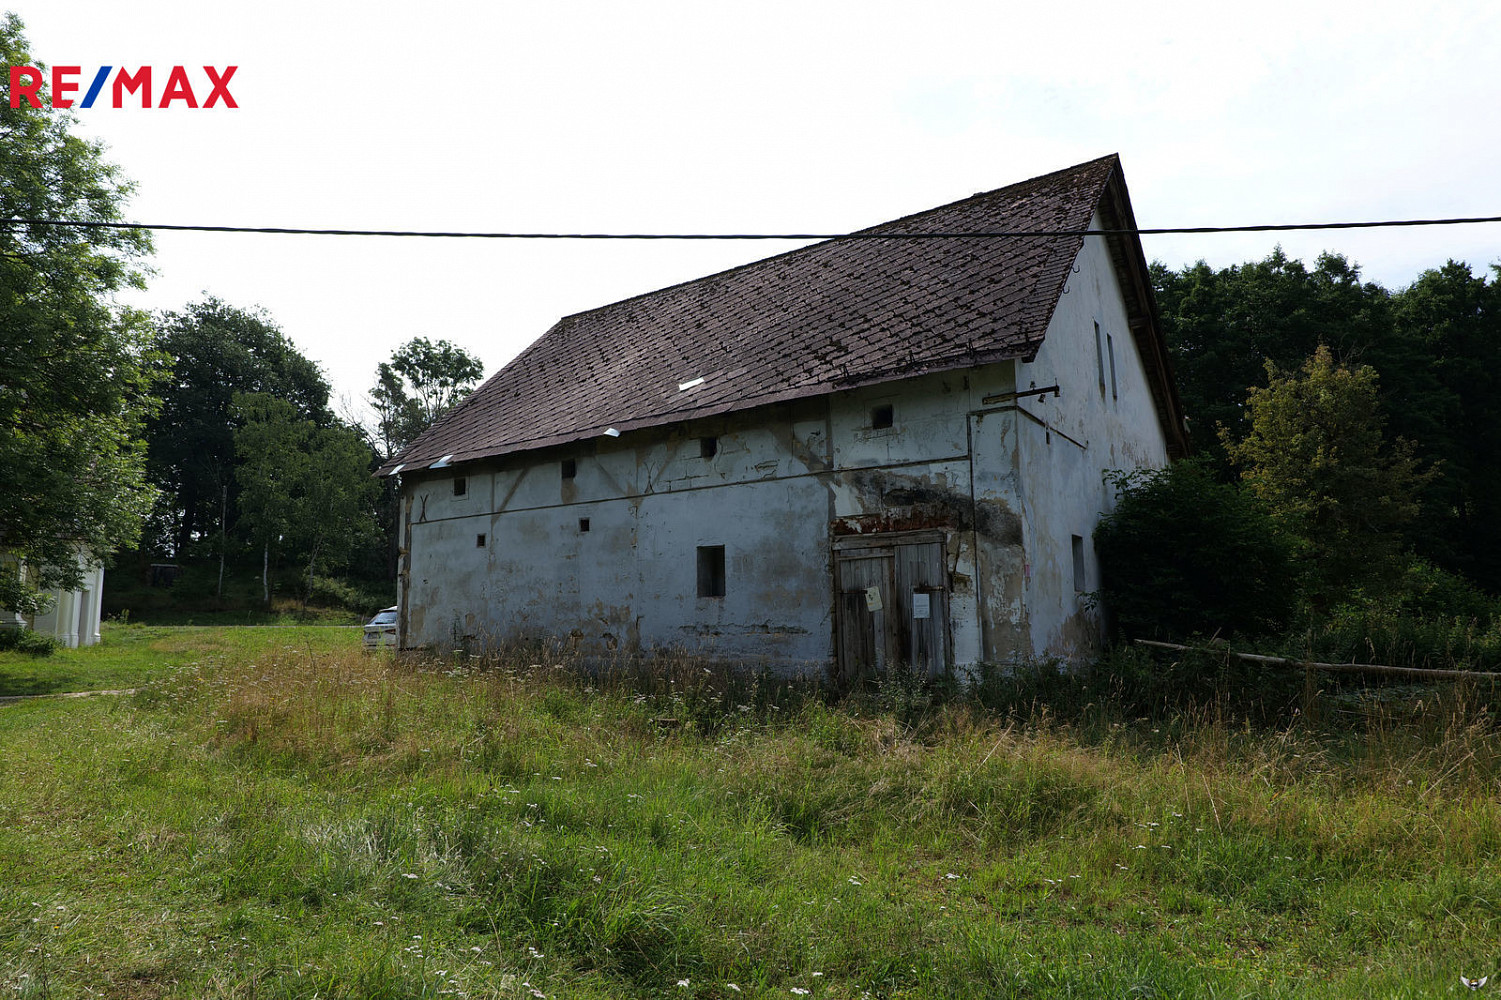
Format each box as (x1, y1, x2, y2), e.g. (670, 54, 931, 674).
(382, 154, 1147, 474)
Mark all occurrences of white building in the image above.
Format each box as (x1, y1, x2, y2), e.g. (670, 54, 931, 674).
(0, 549, 105, 648)
(380, 155, 1188, 677)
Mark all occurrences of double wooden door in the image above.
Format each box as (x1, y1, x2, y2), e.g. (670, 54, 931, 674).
(834, 533, 949, 682)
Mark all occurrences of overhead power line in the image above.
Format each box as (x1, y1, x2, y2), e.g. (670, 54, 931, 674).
(4, 214, 1501, 240)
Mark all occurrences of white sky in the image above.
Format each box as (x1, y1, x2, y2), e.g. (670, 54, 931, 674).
(18, 0, 1501, 419)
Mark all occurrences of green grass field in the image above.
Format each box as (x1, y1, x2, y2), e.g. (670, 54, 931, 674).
(0, 624, 359, 697)
(2, 631, 1499, 998)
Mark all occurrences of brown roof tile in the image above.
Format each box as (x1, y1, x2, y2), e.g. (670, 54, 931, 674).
(384, 154, 1150, 473)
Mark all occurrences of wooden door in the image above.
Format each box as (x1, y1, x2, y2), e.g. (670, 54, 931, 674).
(835, 551, 896, 683)
(834, 534, 950, 681)
(894, 541, 948, 677)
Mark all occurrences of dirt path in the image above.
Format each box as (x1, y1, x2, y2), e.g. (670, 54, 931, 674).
(0, 688, 139, 705)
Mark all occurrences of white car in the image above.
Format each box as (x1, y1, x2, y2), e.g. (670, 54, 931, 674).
(363, 606, 398, 649)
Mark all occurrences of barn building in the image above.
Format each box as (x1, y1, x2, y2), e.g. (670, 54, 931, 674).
(379, 155, 1187, 676)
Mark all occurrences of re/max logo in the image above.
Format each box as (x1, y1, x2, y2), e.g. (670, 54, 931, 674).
(7, 65, 238, 109)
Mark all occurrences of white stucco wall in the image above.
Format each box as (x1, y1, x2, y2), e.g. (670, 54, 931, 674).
(398, 219, 1172, 669)
(1, 549, 105, 648)
(1012, 215, 1172, 658)
(400, 365, 1025, 668)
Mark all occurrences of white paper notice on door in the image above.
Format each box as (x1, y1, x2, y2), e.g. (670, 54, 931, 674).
(912, 592, 931, 619)
(864, 586, 883, 612)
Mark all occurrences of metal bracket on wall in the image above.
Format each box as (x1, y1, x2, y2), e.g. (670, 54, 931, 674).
(981, 384, 1060, 406)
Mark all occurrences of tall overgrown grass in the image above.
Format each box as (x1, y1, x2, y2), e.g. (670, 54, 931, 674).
(3, 632, 1500, 998)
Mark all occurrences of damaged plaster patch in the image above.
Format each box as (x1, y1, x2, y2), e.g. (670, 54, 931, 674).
(835, 468, 1022, 544)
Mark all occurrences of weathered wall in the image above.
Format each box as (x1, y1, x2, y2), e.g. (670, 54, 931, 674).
(398, 219, 1171, 669)
(400, 364, 1024, 667)
(1012, 214, 1172, 659)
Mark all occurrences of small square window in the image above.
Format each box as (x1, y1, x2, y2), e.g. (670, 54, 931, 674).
(453, 476, 467, 497)
(578, 518, 591, 533)
(561, 458, 576, 480)
(871, 404, 894, 430)
(699, 436, 718, 459)
(697, 545, 726, 598)
(476, 533, 487, 548)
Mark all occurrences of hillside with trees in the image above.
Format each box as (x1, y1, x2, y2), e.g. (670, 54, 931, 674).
(1096, 253, 1501, 688)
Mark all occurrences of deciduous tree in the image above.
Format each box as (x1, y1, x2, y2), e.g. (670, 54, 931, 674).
(232, 394, 378, 604)
(0, 14, 161, 613)
(1223, 346, 1430, 604)
(370, 337, 484, 457)
(148, 298, 331, 556)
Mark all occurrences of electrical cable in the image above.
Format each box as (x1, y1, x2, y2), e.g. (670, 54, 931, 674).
(3, 215, 1501, 240)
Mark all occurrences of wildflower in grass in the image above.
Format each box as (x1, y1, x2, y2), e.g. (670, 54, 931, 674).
(847, 877, 862, 886)
(791, 990, 810, 995)
(403, 873, 419, 879)
(677, 979, 691, 988)
(944, 873, 960, 880)
(727, 985, 741, 992)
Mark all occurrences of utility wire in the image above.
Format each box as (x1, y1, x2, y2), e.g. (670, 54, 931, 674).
(4, 215, 1501, 239)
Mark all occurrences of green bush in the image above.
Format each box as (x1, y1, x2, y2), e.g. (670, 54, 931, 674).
(306, 575, 392, 617)
(0, 626, 60, 656)
(1095, 459, 1298, 640)
(1289, 602, 1501, 672)
(1389, 560, 1500, 621)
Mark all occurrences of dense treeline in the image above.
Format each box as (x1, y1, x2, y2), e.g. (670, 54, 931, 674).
(1096, 252, 1501, 671)
(138, 300, 484, 608)
(1154, 251, 1501, 591)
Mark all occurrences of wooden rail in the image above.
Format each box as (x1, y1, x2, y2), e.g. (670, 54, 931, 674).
(1133, 639, 1501, 682)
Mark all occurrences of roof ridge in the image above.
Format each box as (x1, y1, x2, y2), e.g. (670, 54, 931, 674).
(550, 154, 1121, 325)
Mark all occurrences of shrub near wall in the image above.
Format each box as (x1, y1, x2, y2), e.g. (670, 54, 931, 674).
(0, 627, 59, 656)
(1095, 459, 1297, 640)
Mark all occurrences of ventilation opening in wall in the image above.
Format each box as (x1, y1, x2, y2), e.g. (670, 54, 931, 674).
(1094, 321, 1106, 395)
(561, 458, 576, 480)
(871, 403, 894, 430)
(1072, 534, 1086, 592)
(1107, 333, 1119, 401)
(476, 533, 487, 548)
(453, 476, 467, 497)
(578, 518, 591, 533)
(699, 436, 718, 459)
(697, 545, 726, 598)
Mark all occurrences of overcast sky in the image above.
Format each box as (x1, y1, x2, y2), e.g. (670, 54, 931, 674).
(18, 0, 1501, 418)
